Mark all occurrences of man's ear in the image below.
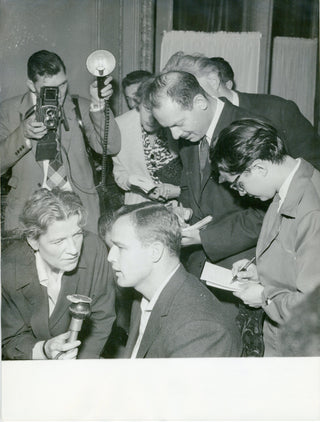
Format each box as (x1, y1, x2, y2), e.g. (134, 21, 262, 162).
(252, 159, 268, 177)
(27, 236, 39, 251)
(150, 241, 164, 263)
(193, 94, 208, 111)
(27, 79, 36, 93)
(226, 80, 233, 90)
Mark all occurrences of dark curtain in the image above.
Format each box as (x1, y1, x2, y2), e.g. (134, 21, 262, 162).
(173, 0, 253, 32)
(173, 0, 319, 39)
(272, 0, 319, 38)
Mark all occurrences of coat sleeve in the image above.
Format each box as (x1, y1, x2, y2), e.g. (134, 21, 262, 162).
(165, 320, 240, 357)
(77, 235, 116, 359)
(0, 100, 32, 175)
(1, 286, 39, 360)
(200, 206, 265, 263)
(78, 97, 121, 156)
(262, 211, 320, 325)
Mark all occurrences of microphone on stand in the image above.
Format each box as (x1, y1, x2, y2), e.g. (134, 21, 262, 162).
(66, 294, 92, 342)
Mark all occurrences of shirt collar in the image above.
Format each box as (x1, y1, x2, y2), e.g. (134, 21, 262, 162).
(140, 263, 180, 313)
(278, 159, 301, 210)
(205, 98, 224, 145)
(230, 90, 239, 106)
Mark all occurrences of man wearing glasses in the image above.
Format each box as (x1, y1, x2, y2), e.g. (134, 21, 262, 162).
(211, 118, 320, 356)
(0, 50, 120, 234)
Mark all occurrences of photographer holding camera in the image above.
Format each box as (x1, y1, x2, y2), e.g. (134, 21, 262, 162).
(0, 50, 121, 234)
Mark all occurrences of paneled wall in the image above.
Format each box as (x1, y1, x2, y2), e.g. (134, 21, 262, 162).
(0, 0, 153, 115)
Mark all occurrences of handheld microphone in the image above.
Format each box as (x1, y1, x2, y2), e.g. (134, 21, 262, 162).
(66, 294, 92, 342)
(86, 50, 116, 98)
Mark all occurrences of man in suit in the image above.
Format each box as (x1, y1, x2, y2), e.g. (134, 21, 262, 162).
(107, 202, 241, 358)
(2, 188, 116, 360)
(163, 52, 320, 169)
(146, 71, 266, 279)
(0, 50, 121, 234)
(210, 118, 320, 356)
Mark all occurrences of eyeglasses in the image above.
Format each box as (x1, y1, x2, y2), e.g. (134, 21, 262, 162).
(230, 171, 246, 194)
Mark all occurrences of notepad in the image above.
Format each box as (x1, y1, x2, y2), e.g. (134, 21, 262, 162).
(181, 215, 213, 232)
(200, 261, 243, 292)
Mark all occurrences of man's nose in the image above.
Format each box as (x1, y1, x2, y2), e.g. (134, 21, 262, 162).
(66, 238, 78, 255)
(170, 127, 182, 140)
(107, 246, 116, 263)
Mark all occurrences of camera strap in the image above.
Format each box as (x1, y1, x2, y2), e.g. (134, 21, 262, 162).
(71, 96, 90, 154)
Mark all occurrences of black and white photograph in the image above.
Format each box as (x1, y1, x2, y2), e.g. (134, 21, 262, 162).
(1, 0, 320, 421)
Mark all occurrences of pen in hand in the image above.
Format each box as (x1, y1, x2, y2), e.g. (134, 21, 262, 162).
(231, 256, 256, 284)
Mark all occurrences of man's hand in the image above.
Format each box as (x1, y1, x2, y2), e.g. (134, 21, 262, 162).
(90, 75, 113, 108)
(43, 331, 81, 359)
(232, 259, 258, 281)
(149, 183, 181, 202)
(23, 115, 47, 140)
(181, 227, 201, 246)
(233, 282, 264, 308)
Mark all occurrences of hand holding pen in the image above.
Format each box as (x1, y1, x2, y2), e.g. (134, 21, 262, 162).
(231, 256, 257, 284)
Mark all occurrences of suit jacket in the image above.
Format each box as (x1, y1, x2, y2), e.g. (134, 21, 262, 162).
(179, 99, 267, 277)
(113, 109, 179, 204)
(123, 265, 242, 358)
(1, 231, 116, 360)
(0, 92, 121, 233)
(256, 159, 320, 356)
(237, 91, 320, 170)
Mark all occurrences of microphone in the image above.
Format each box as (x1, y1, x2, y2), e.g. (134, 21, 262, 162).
(86, 50, 116, 98)
(66, 294, 92, 342)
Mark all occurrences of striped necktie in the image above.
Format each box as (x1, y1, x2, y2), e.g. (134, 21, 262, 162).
(199, 136, 210, 176)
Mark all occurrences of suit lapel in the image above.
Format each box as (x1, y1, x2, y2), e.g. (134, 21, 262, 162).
(256, 194, 281, 257)
(123, 298, 142, 358)
(136, 266, 186, 358)
(16, 244, 51, 339)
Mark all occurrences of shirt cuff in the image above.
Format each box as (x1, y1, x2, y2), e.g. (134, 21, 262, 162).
(32, 340, 47, 360)
(25, 138, 32, 148)
(90, 102, 105, 112)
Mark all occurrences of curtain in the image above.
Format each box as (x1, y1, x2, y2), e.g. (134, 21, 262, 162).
(160, 30, 261, 93)
(173, 0, 254, 32)
(270, 37, 318, 124)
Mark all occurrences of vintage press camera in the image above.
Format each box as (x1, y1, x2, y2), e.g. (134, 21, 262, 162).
(35, 86, 61, 161)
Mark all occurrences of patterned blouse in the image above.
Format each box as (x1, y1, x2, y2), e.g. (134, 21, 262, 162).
(142, 127, 175, 183)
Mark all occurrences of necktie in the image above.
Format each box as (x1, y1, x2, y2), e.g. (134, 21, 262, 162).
(199, 136, 210, 176)
(46, 142, 69, 190)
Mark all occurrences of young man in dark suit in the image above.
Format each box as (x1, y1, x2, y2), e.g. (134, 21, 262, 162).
(107, 202, 241, 358)
(146, 71, 266, 279)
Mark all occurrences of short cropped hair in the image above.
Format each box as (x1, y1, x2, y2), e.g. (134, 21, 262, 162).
(27, 50, 66, 82)
(121, 70, 152, 91)
(209, 57, 235, 86)
(163, 51, 221, 80)
(19, 188, 87, 240)
(113, 202, 181, 257)
(210, 118, 287, 176)
(147, 71, 209, 111)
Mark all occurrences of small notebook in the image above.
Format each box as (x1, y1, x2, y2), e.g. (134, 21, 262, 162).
(181, 215, 213, 232)
(200, 261, 243, 292)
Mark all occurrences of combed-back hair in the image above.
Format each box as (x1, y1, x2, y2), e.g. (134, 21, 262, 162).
(19, 188, 87, 240)
(210, 118, 287, 177)
(114, 202, 181, 257)
(121, 70, 152, 91)
(147, 70, 209, 110)
(27, 50, 66, 82)
(209, 57, 235, 85)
